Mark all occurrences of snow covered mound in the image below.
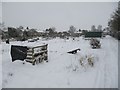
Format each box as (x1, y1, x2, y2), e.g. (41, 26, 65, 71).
(1, 36, 118, 88)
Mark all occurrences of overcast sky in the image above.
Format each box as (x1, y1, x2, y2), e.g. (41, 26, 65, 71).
(0, 2, 2, 23)
(2, 2, 118, 31)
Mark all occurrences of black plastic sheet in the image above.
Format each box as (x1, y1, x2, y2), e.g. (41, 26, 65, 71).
(11, 45, 28, 62)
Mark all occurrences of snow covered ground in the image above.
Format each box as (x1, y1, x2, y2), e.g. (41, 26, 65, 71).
(118, 41, 120, 89)
(1, 35, 118, 88)
(0, 39, 2, 89)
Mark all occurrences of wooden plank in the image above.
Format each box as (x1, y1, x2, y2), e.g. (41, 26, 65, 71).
(26, 56, 33, 59)
(32, 44, 48, 49)
(27, 52, 32, 55)
(33, 50, 47, 55)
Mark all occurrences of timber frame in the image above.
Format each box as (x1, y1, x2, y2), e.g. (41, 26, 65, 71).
(25, 44, 48, 65)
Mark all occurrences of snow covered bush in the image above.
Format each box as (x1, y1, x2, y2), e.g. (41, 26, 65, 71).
(79, 54, 98, 68)
(65, 53, 98, 72)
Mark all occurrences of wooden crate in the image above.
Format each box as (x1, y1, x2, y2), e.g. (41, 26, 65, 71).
(25, 44, 48, 65)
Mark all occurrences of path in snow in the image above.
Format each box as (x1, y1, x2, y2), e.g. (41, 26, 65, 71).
(94, 36, 118, 88)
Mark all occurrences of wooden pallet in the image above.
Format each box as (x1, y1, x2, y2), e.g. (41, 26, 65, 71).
(25, 44, 48, 65)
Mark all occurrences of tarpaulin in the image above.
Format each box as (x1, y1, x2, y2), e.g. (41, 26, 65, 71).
(11, 45, 28, 62)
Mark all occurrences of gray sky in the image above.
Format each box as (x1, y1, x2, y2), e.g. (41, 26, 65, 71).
(0, 2, 2, 23)
(2, 2, 118, 31)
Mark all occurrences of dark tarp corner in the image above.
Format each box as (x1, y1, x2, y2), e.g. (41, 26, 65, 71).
(11, 45, 28, 62)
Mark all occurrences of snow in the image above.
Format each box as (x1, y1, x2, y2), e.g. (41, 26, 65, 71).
(1, 35, 118, 88)
(0, 40, 2, 89)
(118, 41, 120, 89)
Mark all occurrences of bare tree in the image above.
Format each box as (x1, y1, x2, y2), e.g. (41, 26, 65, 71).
(97, 25, 102, 32)
(91, 25, 96, 32)
(68, 25, 76, 36)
